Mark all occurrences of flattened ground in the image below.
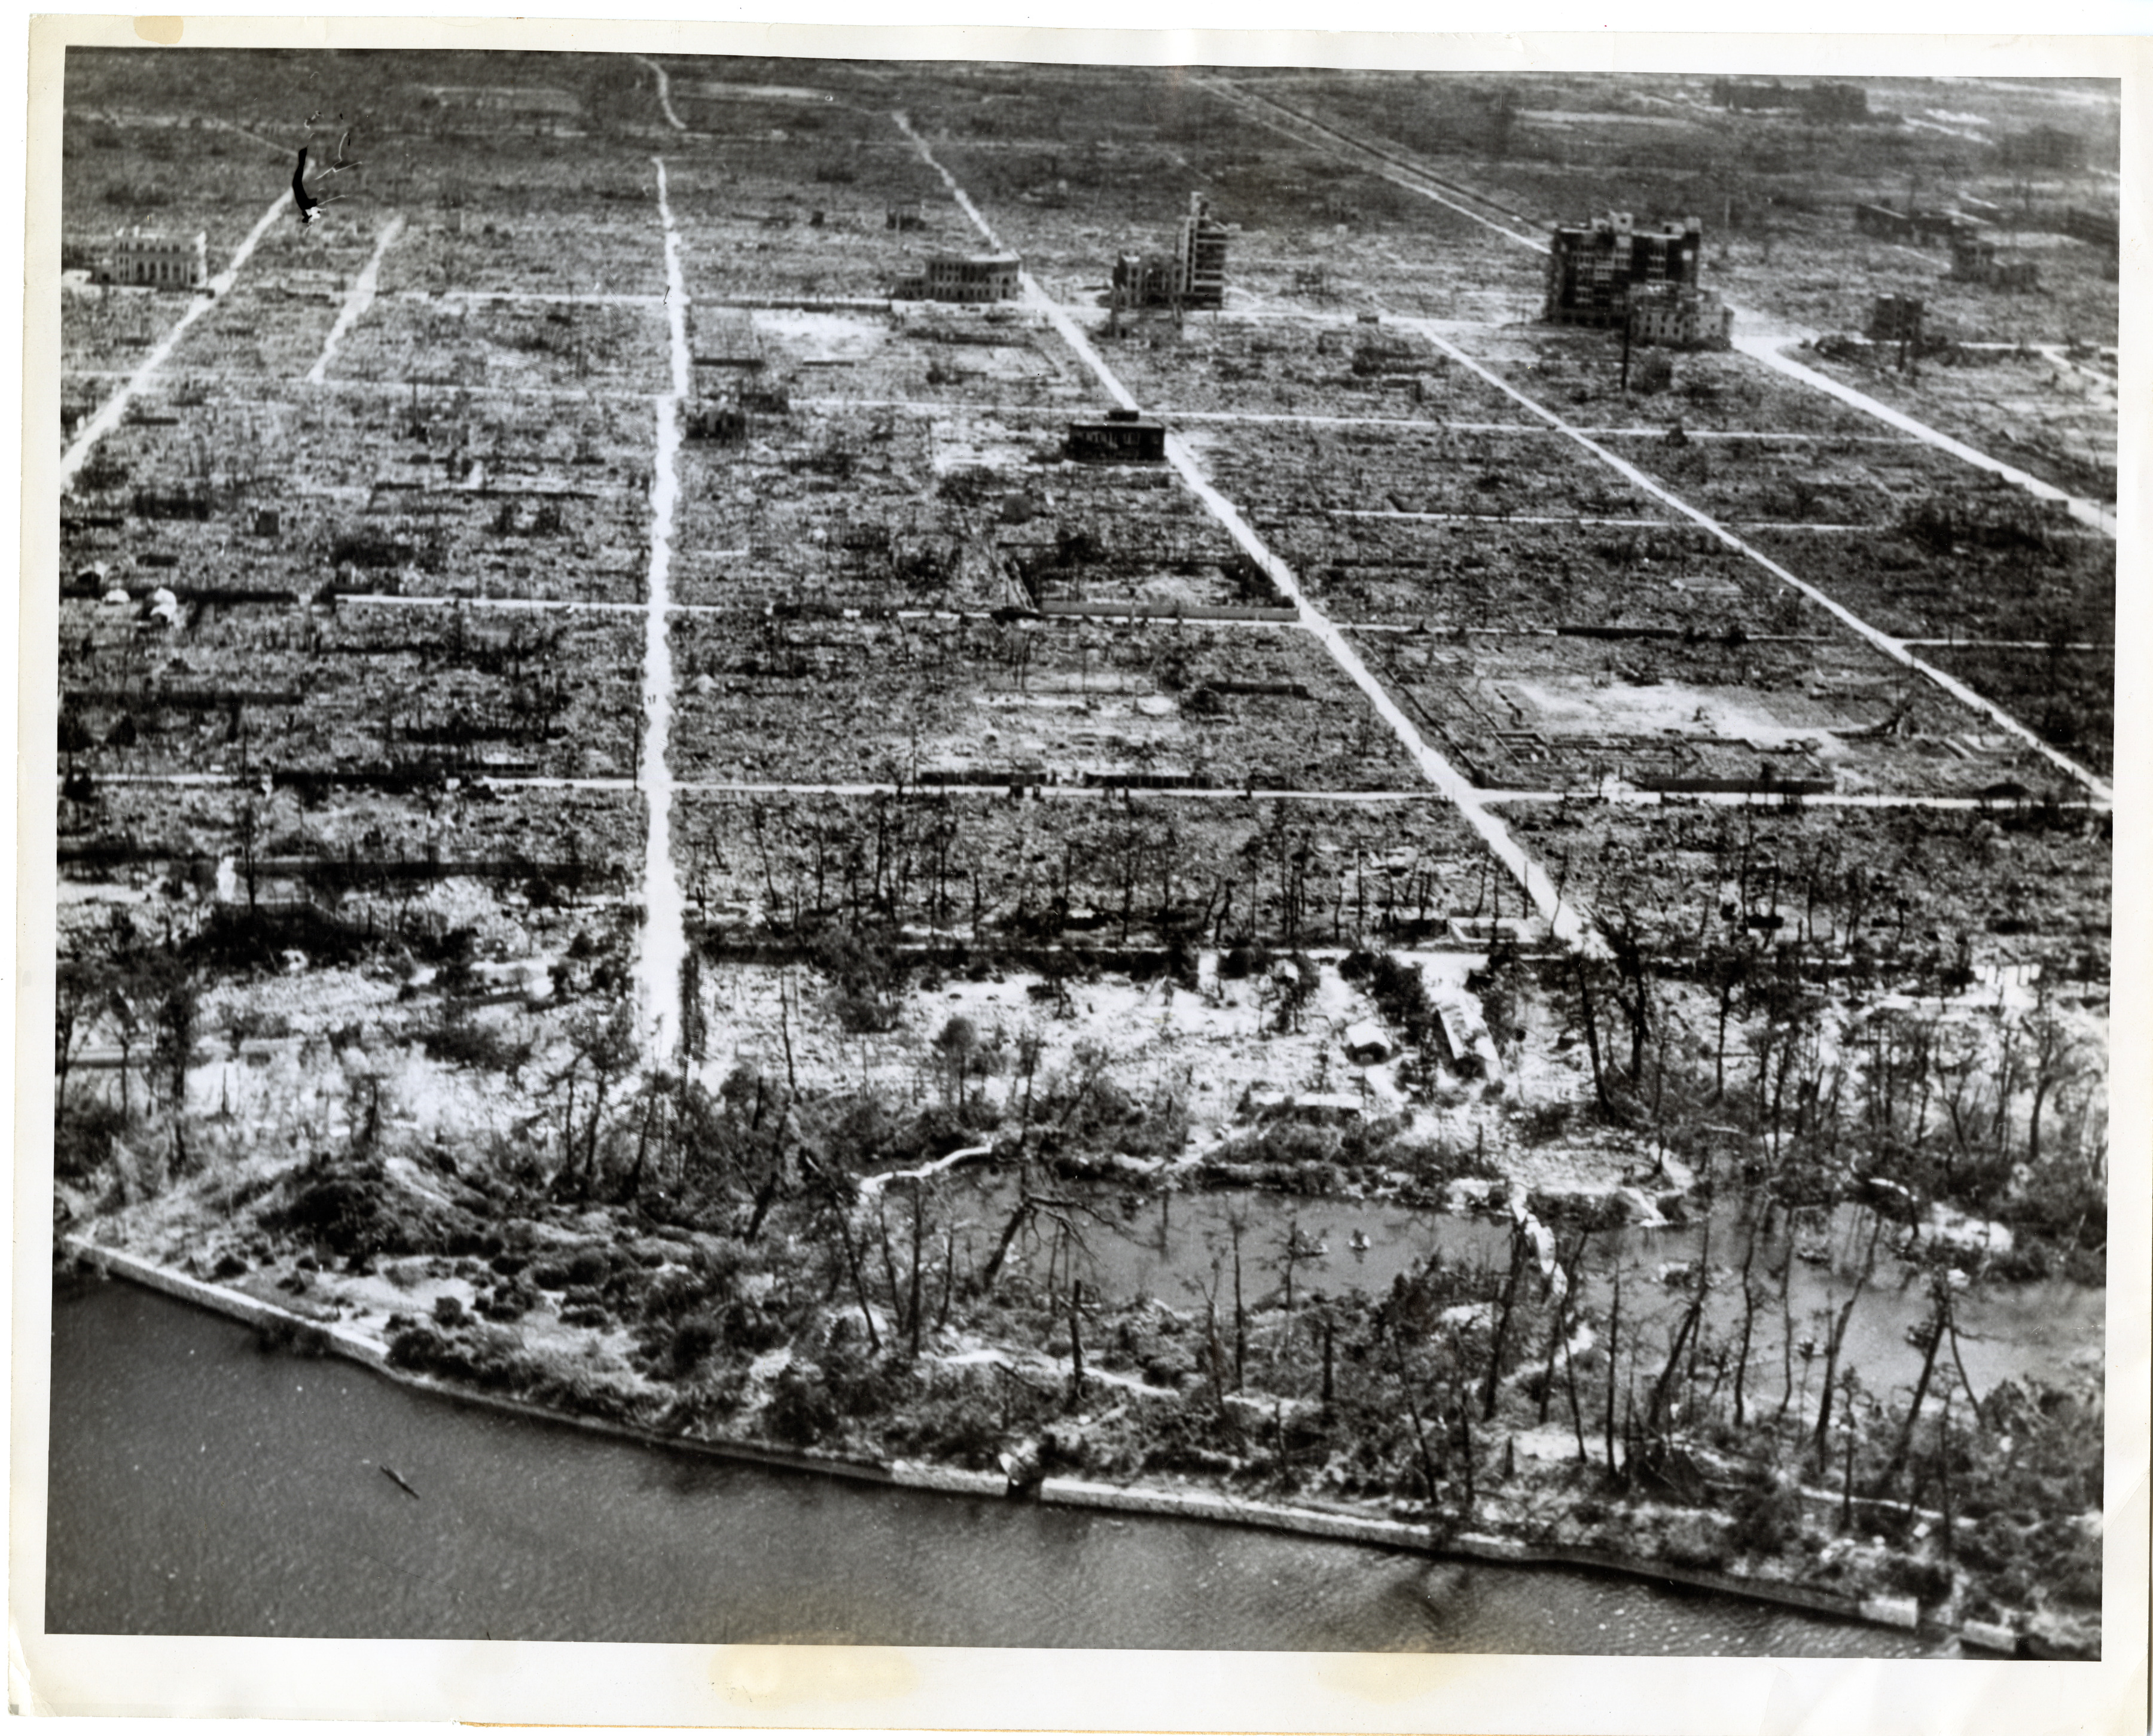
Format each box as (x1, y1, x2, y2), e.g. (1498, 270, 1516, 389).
(667, 615, 1422, 790)
(671, 403, 1248, 612)
(1498, 797, 2112, 981)
(60, 598, 644, 780)
(1350, 624, 2064, 798)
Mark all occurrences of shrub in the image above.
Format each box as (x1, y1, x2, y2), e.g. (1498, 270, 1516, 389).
(667, 1314, 721, 1378)
(1725, 1471, 1803, 1557)
(765, 1365, 841, 1445)
(55, 1096, 130, 1179)
(1886, 1555, 1956, 1605)
(432, 1294, 467, 1328)
(420, 1012, 533, 1075)
(254, 1314, 330, 1357)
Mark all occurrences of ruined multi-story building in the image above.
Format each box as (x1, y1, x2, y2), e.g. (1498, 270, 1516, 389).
(894, 252, 1022, 303)
(1175, 193, 1228, 309)
(1951, 235, 2041, 291)
(98, 227, 207, 289)
(1854, 204, 1986, 249)
(1111, 251, 1175, 309)
(2061, 206, 2119, 252)
(1868, 293, 1925, 344)
(1542, 212, 1703, 329)
(1113, 192, 1231, 313)
(1627, 282, 1733, 350)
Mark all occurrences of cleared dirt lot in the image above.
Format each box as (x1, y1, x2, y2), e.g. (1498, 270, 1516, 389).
(1353, 624, 2063, 798)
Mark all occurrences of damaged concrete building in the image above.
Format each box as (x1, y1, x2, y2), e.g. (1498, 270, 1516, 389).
(1951, 234, 2041, 290)
(98, 227, 208, 289)
(1066, 408, 1167, 462)
(894, 251, 1023, 303)
(1112, 192, 1231, 312)
(1854, 204, 1986, 249)
(1627, 280, 1733, 349)
(1542, 211, 1704, 329)
(1868, 292, 1926, 343)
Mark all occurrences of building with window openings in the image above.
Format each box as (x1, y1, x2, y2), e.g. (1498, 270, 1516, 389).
(1175, 192, 1228, 309)
(1112, 192, 1230, 313)
(1542, 211, 1701, 329)
(1627, 281, 1733, 350)
(1066, 408, 1166, 462)
(99, 227, 208, 289)
(894, 251, 1022, 303)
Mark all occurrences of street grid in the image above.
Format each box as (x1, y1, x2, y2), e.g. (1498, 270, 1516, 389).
(57, 62, 2117, 991)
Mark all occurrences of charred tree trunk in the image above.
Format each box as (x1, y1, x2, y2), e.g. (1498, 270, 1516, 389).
(1066, 1278, 1085, 1411)
(1482, 1221, 1527, 1421)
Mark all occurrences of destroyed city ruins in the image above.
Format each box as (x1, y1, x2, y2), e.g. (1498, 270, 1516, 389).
(42, 48, 2122, 1665)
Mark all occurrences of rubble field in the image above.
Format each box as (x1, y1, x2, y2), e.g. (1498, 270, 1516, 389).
(1742, 525, 2113, 645)
(1449, 328, 1894, 438)
(665, 613, 1421, 791)
(1499, 795, 2111, 983)
(61, 778, 645, 892)
(1255, 519, 1782, 634)
(1789, 344, 2117, 506)
(65, 376, 661, 609)
(51, 53, 2112, 1661)
(60, 596, 645, 780)
(1919, 642, 2114, 779)
(1090, 315, 1534, 422)
(1188, 419, 1684, 526)
(670, 401, 1251, 614)
(1274, 67, 2119, 344)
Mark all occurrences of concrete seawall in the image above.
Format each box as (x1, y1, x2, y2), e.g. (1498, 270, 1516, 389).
(60, 1235, 1963, 1647)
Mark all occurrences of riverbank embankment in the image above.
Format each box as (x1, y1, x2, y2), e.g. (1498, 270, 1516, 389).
(58, 1234, 1984, 1650)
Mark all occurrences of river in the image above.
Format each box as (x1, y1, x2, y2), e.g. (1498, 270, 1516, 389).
(46, 1279, 1935, 1655)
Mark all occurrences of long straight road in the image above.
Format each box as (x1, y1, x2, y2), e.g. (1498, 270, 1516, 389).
(892, 111, 1598, 951)
(1196, 77, 2119, 541)
(636, 157, 693, 1055)
(1399, 318, 2113, 803)
(60, 188, 289, 489)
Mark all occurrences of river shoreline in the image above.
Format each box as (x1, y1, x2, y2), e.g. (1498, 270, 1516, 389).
(59, 1232, 1987, 1652)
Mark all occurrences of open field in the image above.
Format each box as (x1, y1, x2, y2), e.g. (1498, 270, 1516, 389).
(1355, 625, 2066, 800)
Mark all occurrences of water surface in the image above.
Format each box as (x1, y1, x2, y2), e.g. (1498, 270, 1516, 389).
(47, 1280, 1934, 1655)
